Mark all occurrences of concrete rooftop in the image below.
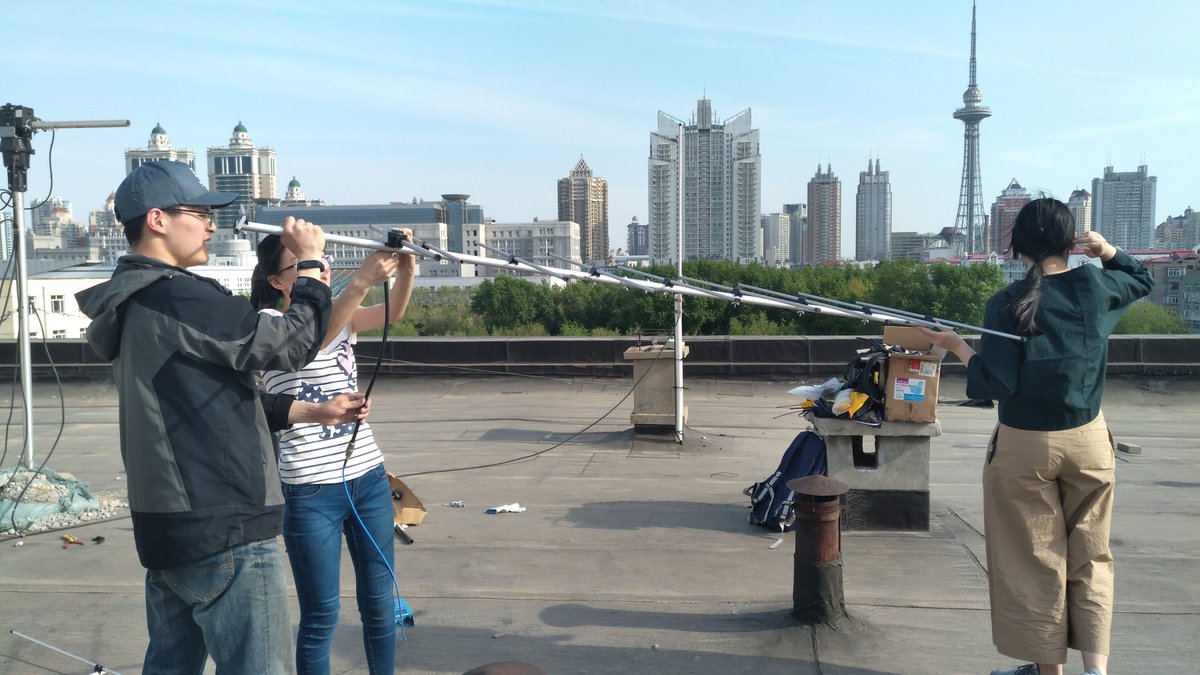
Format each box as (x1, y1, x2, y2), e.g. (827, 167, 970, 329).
(0, 374, 1197, 674)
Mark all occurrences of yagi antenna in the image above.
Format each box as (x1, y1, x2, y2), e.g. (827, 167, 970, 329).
(232, 217, 1022, 341)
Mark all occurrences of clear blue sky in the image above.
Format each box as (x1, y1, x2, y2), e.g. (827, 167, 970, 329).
(5, 1, 1197, 258)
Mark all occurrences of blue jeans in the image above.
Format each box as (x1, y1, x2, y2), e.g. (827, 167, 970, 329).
(144, 538, 292, 674)
(283, 463, 396, 674)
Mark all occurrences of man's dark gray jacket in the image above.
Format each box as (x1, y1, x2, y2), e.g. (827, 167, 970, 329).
(77, 255, 331, 569)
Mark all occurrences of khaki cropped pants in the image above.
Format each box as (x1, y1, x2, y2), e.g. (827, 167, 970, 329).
(984, 412, 1115, 664)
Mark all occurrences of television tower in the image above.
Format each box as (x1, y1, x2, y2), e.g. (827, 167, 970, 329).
(953, 1, 991, 255)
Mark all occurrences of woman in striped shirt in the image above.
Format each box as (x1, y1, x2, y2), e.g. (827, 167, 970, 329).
(251, 233, 414, 674)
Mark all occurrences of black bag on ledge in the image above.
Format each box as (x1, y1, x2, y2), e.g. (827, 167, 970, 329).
(745, 430, 828, 532)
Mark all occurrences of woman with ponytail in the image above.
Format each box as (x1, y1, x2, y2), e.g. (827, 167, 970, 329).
(918, 197, 1153, 675)
(253, 233, 415, 674)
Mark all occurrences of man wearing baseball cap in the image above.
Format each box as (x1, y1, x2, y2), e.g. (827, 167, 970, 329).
(77, 160, 350, 673)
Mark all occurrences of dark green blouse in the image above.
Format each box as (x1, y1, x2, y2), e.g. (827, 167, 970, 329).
(966, 250, 1154, 431)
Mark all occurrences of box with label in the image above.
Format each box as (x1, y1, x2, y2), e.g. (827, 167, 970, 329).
(387, 473, 427, 526)
(882, 326, 946, 423)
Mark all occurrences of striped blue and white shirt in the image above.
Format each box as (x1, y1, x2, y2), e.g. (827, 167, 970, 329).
(260, 310, 383, 484)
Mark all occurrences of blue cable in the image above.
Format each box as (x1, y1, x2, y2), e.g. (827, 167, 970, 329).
(337, 276, 414, 640)
(342, 462, 413, 640)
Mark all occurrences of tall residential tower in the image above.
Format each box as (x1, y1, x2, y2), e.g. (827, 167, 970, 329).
(1092, 165, 1157, 250)
(952, 1, 991, 255)
(784, 203, 807, 266)
(207, 122, 277, 232)
(1067, 189, 1093, 238)
(855, 159, 891, 261)
(557, 156, 610, 263)
(990, 179, 1031, 254)
(806, 165, 842, 265)
(626, 217, 649, 256)
(760, 213, 790, 266)
(648, 98, 761, 264)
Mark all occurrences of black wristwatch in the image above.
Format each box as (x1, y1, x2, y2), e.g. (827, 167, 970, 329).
(297, 259, 326, 273)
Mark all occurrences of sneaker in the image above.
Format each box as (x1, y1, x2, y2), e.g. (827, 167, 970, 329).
(1082, 670, 1104, 675)
(990, 666, 1039, 675)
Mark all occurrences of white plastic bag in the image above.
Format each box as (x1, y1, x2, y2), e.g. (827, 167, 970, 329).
(787, 377, 843, 401)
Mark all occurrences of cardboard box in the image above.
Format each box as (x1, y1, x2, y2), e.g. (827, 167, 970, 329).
(881, 326, 946, 423)
(387, 473, 427, 526)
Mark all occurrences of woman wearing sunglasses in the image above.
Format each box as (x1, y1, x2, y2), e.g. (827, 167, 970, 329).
(251, 234, 415, 674)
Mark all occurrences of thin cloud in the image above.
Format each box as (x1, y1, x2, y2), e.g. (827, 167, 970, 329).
(371, 0, 963, 60)
(1051, 112, 1196, 142)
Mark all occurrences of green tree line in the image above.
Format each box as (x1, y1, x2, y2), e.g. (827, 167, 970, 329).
(358, 259, 1186, 336)
(363, 260, 1007, 337)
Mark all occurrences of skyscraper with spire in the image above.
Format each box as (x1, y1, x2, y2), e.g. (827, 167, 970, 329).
(557, 156, 610, 263)
(855, 159, 891, 261)
(953, 1, 991, 255)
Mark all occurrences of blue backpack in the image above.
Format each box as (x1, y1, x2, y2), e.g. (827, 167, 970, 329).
(745, 431, 828, 532)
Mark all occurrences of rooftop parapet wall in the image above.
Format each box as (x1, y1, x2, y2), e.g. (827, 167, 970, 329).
(4, 335, 1199, 380)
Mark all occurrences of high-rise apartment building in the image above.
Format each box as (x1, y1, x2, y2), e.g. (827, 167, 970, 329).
(32, 197, 70, 232)
(31, 201, 81, 247)
(784, 203, 807, 266)
(124, 124, 196, 175)
(647, 98, 761, 264)
(626, 216, 649, 256)
(1067, 189, 1093, 238)
(207, 122, 277, 232)
(1156, 208, 1199, 250)
(760, 213, 790, 266)
(88, 193, 118, 234)
(805, 165, 841, 265)
(557, 157, 609, 263)
(989, 179, 1031, 254)
(87, 193, 128, 262)
(1092, 165, 1157, 250)
(648, 114, 681, 264)
(855, 159, 891, 261)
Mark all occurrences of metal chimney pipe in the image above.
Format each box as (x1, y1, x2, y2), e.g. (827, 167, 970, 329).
(787, 475, 850, 625)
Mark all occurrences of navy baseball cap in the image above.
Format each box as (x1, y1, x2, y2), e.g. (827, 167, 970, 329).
(114, 160, 238, 223)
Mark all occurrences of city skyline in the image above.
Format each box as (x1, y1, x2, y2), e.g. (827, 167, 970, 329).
(3, 1, 1198, 259)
